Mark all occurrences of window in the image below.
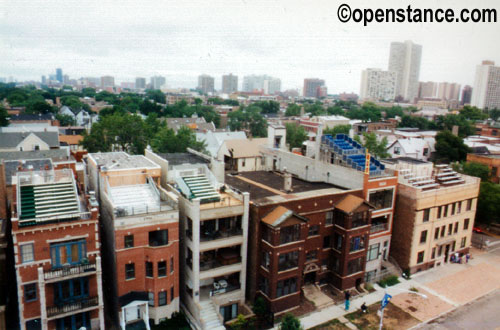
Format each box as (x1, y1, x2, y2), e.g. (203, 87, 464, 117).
(259, 276, 269, 296)
(466, 199, 472, 211)
(50, 240, 87, 267)
(369, 188, 394, 210)
(451, 203, 456, 215)
(325, 211, 333, 225)
(423, 209, 430, 222)
(306, 250, 317, 261)
(149, 230, 168, 246)
(367, 243, 380, 261)
(261, 225, 272, 243)
(438, 246, 443, 256)
(448, 224, 453, 236)
(170, 257, 174, 274)
(276, 277, 297, 298)
(365, 270, 377, 282)
(423, 148, 429, 156)
(452, 241, 456, 251)
(125, 263, 135, 280)
(417, 251, 424, 264)
(331, 256, 340, 273)
(492, 167, 498, 177)
(323, 235, 331, 249)
(54, 278, 89, 304)
(261, 251, 270, 269)
(349, 236, 365, 252)
(440, 226, 445, 237)
(352, 211, 369, 228)
(124, 235, 134, 248)
(148, 292, 155, 306)
(443, 205, 448, 217)
(279, 224, 300, 244)
(278, 251, 299, 271)
(158, 261, 167, 277)
(158, 291, 167, 306)
(434, 228, 439, 240)
(394, 146, 401, 155)
(347, 257, 364, 275)
(457, 202, 462, 214)
(25, 319, 41, 330)
(24, 283, 37, 302)
(461, 237, 467, 248)
(308, 225, 319, 236)
(171, 287, 174, 302)
(437, 206, 442, 219)
(454, 222, 459, 234)
(464, 218, 470, 230)
(431, 247, 436, 259)
(20, 243, 34, 263)
(333, 233, 343, 251)
(420, 230, 427, 244)
(146, 262, 153, 277)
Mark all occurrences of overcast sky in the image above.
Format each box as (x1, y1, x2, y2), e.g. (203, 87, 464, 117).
(1, 0, 499, 93)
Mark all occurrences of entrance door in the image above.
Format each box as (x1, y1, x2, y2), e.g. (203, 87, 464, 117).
(304, 271, 316, 284)
(444, 244, 450, 262)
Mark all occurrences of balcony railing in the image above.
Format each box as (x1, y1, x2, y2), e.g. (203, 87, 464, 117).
(210, 283, 241, 297)
(44, 262, 97, 281)
(200, 257, 241, 272)
(47, 296, 98, 318)
(370, 223, 388, 233)
(200, 228, 243, 242)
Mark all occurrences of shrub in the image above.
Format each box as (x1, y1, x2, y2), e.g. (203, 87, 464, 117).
(410, 287, 419, 292)
(364, 282, 374, 291)
(378, 275, 400, 288)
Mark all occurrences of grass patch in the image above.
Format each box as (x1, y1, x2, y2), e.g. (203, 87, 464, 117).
(409, 287, 419, 292)
(378, 275, 400, 288)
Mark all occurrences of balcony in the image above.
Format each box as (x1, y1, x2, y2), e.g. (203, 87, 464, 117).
(370, 223, 388, 234)
(47, 296, 98, 318)
(201, 228, 243, 242)
(44, 262, 96, 282)
(200, 256, 242, 271)
(210, 282, 241, 297)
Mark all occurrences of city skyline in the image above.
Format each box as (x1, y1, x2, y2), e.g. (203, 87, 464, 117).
(1, 0, 499, 93)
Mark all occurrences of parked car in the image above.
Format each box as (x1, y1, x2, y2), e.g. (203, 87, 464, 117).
(473, 227, 483, 233)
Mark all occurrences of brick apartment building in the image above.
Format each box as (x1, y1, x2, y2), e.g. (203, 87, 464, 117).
(145, 150, 250, 330)
(9, 168, 104, 330)
(87, 152, 179, 329)
(475, 121, 500, 138)
(466, 153, 500, 183)
(383, 158, 480, 274)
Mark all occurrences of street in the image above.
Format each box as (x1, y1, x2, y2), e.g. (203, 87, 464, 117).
(417, 289, 500, 329)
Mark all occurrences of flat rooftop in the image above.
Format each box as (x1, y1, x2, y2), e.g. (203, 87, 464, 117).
(88, 152, 159, 170)
(159, 152, 209, 167)
(4, 159, 53, 185)
(0, 149, 72, 162)
(225, 171, 346, 201)
(382, 157, 429, 165)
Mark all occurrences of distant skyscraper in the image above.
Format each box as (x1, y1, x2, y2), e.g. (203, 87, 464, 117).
(197, 74, 215, 94)
(56, 68, 63, 83)
(461, 85, 473, 105)
(388, 40, 422, 102)
(101, 75, 115, 88)
(263, 77, 281, 95)
(418, 81, 438, 99)
(437, 82, 461, 101)
(41, 75, 46, 85)
(222, 73, 238, 94)
(303, 78, 325, 98)
(150, 76, 166, 89)
(360, 68, 396, 101)
(135, 77, 146, 89)
(242, 75, 267, 92)
(471, 60, 500, 109)
(63, 74, 70, 85)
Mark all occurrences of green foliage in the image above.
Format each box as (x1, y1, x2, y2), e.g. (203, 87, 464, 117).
(409, 287, 419, 292)
(140, 99, 163, 115)
(207, 97, 239, 106)
(146, 89, 166, 104)
(453, 161, 491, 181)
(151, 126, 206, 154)
(489, 108, 500, 121)
(358, 132, 390, 159)
(60, 95, 90, 112)
(364, 282, 374, 291)
(95, 91, 117, 103)
(252, 296, 268, 318)
(230, 314, 249, 330)
(81, 87, 96, 97)
(476, 182, 500, 225)
(152, 311, 190, 330)
(377, 275, 400, 288)
(26, 100, 55, 114)
(326, 105, 345, 116)
(459, 105, 488, 121)
(384, 106, 405, 119)
(303, 101, 326, 116)
(435, 130, 471, 163)
(279, 313, 302, 330)
(285, 103, 301, 117)
(228, 106, 267, 137)
(436, 114, 475, 137)
(345, 102, 381, 122)
(0, 105, 8, 126)
(164, 100, 220, 128)
(323, 125, 351, 136)
(285, 123, 308, 150)
(252, 100, 279, 114)
(399, 115, 437, 130)
(56, 114, 76, 127)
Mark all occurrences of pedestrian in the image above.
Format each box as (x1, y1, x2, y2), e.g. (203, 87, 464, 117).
(361, 302, 367, 313)
(466, 253, 470, 263)
(344, 290, 351, 311)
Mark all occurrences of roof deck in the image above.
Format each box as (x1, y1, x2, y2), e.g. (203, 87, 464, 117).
(88, 152, 160, 170)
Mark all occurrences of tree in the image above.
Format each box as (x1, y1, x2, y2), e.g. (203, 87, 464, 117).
(82, 87, 96, 97)
(146, 89, 166, 104)
(252, 296, 269, 328)
(323, 125, 351, 136)
(285, 103, 301, 117)
(285, 123, 308, 150)
(303, 102, 326, 116)
(253, 100, 279, 114)
(56, 114, 76, 127)
(357, 132, 389, 159)
(435, 130, 471, 163)
(0, 105, 9, 126)
(459, 105, 488, 121)
(230, 314, 249, 330)
(436, 114, 474, 137)
(26, 100, 55, 114)
(279, 313, 302, 330)
(228, 106, 268, 137)
(489, 108, 500, 121)
(476, 182, 500, 225)
(453, 161, 491, 181)
(326, 105, 345, 116)
(150, 126, 206, 154)
(399, 115, 437, 130)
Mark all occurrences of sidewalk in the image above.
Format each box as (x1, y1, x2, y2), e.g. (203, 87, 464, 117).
(283, 246, 500, 329)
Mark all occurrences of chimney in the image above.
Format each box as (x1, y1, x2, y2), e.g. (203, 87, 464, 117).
(283, 169, 292, 193)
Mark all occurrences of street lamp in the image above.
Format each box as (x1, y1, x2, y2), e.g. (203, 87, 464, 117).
(379, 288, 427, 330)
